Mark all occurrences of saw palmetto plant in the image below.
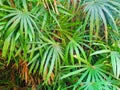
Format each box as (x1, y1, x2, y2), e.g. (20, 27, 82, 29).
(0, 0, 120, 89)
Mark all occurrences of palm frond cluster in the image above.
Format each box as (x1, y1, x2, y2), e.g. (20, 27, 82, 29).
(0, 0, 120, 89)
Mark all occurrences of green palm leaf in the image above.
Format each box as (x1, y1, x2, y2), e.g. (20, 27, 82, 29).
(111, 51, 120, 79)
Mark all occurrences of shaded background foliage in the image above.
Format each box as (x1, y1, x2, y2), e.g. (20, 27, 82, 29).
(0, 0, 120, 90)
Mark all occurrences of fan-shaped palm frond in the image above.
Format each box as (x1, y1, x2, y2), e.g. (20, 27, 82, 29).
(0, 2, 40, 63)
(28, 36, 63, 83)
(111, 51, 120, 79)
(61, 63, 119, 90)
(82, 0, 120, 42)
(64, 32, 90, 65)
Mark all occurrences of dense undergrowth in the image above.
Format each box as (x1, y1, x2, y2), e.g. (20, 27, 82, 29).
(0, 0, 120, 90)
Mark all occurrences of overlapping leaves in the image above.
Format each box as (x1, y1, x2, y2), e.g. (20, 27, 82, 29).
(0, 0, 120, 89)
